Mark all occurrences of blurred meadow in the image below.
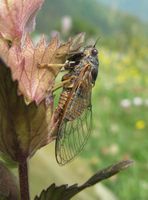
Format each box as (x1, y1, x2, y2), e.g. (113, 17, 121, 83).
(30, 0, 148, 199)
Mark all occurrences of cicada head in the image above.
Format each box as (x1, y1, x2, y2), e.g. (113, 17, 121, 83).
(83, 46, 99, 85)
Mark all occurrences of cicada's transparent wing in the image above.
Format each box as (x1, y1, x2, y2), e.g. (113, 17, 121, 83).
(55, 105, 92, 165)
(55, 83, 92, 165)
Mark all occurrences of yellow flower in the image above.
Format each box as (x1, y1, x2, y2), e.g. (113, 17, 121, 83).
(116, 74, 127, 84)
(123, 56, 131, 65)
(135, 120, 145, 130)
(100, 52, 110, 65)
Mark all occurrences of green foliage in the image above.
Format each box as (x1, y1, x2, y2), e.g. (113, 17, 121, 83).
(36, 0, 148, 50)
(81, 46, 148, 199)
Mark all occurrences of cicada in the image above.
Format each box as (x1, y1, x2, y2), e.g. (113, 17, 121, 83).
(54, 44, 99, 165)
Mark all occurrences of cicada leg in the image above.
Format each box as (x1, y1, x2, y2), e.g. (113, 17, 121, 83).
(52, 73, 77, 92)
(38, 61, 76, 70)
(38, 63, 65, 70)
(52, 79, 71, 92)
(37, 63, 65, 78)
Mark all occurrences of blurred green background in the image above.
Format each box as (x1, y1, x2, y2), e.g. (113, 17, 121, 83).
(30, 0, 148, 199)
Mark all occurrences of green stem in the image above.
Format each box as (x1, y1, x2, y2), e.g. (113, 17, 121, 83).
(18, 156, 30, 200)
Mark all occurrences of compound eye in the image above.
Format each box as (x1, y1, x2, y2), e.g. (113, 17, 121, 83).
(91, 48, 98, 56)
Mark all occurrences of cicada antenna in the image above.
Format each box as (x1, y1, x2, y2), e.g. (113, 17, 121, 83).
(93, 36, 101, 47)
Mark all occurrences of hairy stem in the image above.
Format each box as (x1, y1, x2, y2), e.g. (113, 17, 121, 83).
(18, 156, 30, 200)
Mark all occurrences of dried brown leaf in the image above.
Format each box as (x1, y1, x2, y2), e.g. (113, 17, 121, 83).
(34, 160, 133, 200)
(69, 32, 85, 52)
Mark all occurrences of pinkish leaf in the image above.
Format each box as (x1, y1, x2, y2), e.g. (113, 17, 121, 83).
(7, 35, 71, 104)
(0, 58, 53, 160)
(0, 0, 44, 42)
(7, 34, 84, 105)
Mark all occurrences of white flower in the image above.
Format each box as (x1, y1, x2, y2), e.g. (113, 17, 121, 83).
(110, 144, 119, 155)
(133, 97, 143, 106)
(61, 16, 72, 34)
(120, 99, 131, 108)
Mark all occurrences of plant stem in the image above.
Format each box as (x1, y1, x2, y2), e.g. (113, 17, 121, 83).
(18, 156, 30, 200)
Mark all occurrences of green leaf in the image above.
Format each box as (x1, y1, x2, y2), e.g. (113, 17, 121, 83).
(0, 161, 19, 200)
(0, 152, 17, 168)
(34, 160, 133, 200)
